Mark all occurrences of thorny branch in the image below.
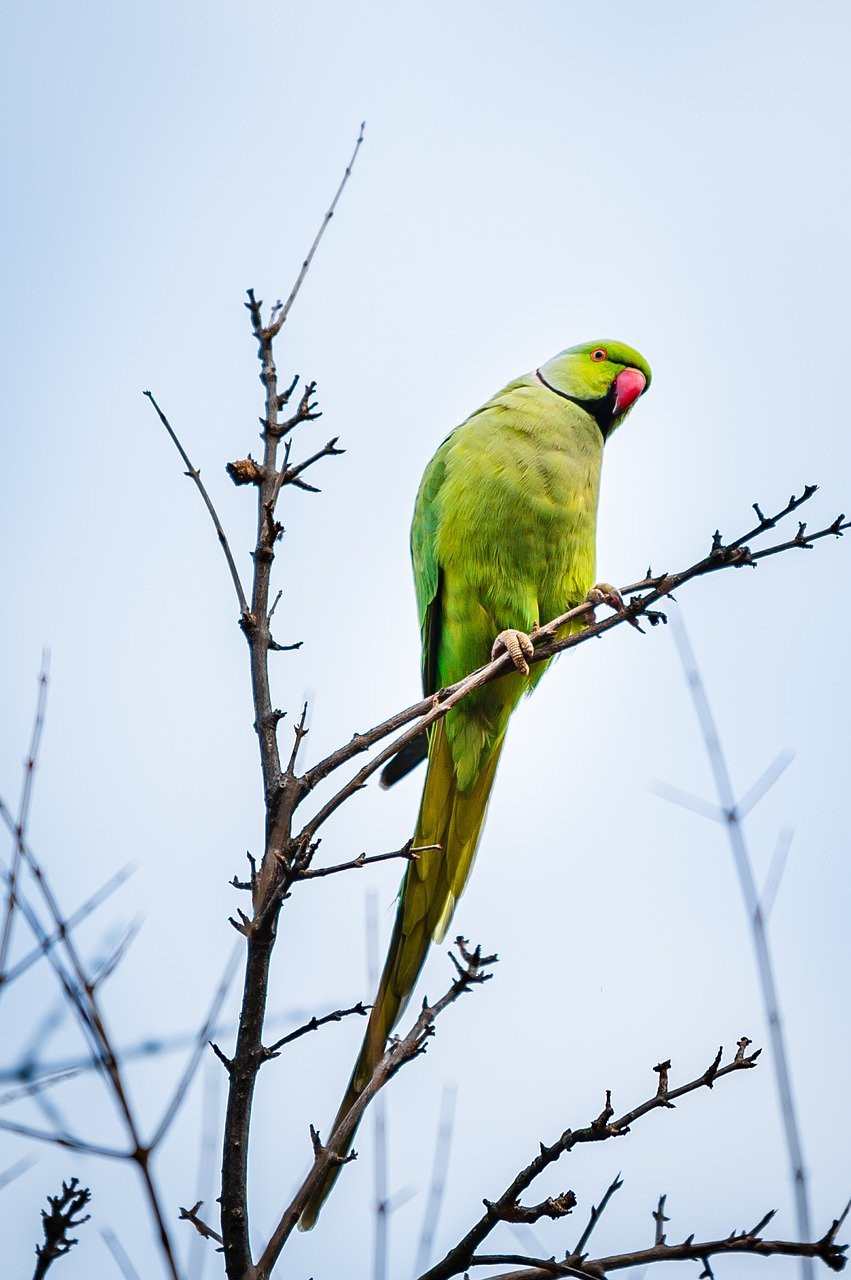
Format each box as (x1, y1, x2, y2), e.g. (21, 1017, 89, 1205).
(417, 1040, 763, 1280)
(256, 939, 496, 1278)
(465, 1198, 849, 1279)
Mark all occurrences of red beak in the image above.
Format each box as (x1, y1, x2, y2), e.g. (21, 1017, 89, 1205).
(613, 367, 646, 416)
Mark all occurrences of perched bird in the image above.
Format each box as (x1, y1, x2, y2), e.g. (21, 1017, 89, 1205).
(299, 339, 651, 1228)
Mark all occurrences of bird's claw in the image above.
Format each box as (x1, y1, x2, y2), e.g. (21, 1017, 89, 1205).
(584, 581, 640, 629)
(491, 628, 535, 675)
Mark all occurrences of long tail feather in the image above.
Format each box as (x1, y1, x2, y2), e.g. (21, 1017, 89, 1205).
(298, 720, 504, 1230)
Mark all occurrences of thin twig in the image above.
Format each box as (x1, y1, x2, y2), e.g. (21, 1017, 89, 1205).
(0, 864, 134, 991)
(295, 840, 425, 880)
(148, 946, 240, 1150)
(572, 1172, 623, 1257)
(265, 1001, 369, 1056)
(269, 122, 366, 335)
(0, 656, 49, 994)
(144, 390, 249, 616)
(179, 1201, 223, 1246)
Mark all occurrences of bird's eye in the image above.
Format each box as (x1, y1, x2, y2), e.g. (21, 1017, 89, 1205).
(591, 348, 607, 362)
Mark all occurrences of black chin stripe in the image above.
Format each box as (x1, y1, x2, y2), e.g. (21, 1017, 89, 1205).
(535, 369, 615, 439)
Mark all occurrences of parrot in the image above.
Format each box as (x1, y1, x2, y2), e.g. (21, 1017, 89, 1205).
(299, 339, 651, 1229)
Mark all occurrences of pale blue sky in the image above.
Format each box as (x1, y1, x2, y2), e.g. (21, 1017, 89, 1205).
(2, 3, 849, 1276)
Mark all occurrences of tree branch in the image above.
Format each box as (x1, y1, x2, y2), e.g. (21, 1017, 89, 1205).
(296, 487, 848, 843)
(256, 939, 497, 1276)
(32, 1178, 91, 1279)
(144, 390, 249, 616)
(418, 1041, 761, 1280)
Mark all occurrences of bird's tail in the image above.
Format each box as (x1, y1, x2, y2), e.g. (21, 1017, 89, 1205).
(298, 719, 504, 1230)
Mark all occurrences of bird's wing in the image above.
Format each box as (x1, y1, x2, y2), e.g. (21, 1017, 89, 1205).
(411, 436, 449, 696)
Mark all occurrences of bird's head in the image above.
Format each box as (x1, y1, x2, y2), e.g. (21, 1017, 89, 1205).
(535, 340, 652, 438)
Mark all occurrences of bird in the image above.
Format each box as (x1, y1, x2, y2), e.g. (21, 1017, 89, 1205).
(299, 339, 651, 1229)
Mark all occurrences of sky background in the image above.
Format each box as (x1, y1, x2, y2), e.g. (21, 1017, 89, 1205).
(1, 2, 849, 1277)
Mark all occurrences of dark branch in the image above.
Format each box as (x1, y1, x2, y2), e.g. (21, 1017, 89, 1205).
(143, 391, 249, 615)
(298, 488, 849, 842)
(265, 1001, 369, 1056)
(32, 1178, 91, 1279)
(418, 1042, 761, 1280)
(257, 939, 497, 1276)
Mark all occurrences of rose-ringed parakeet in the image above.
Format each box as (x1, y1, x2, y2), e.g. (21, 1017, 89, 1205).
(299, 340, 651, 1229)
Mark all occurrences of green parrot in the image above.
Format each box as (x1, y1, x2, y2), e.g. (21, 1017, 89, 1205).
(299, 339, 651, 1229)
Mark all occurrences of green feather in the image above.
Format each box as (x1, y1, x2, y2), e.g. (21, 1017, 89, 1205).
(298, 338, 651, 1231)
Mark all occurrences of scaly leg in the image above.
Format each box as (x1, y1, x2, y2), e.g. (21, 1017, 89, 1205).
(491, 628, 535, 676)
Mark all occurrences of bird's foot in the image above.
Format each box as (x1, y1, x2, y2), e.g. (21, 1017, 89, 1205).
(584, 582, 640, 629)
(491, 628, 535, 675)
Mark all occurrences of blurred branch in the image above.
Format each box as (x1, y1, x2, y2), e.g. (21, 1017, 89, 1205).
(415, 1081, 459, 1275)
(0, 656, 49, 999)
(100, 1227, 143, 1280)
(664, 610, 813, 1275)
(148, 946, 240, 1150)
(0, 1155, 36, 1192)
(0, 804, 181, 1278)
(32, 1177, 91, 1279)
(179, 1201, 223, 1246)
(0, 864, 134, 993)
(187, 1060, 222, 1280)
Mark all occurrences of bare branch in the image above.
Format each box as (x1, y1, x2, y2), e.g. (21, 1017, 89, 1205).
(179, 1200, 224, 1246)
(572, 1172, 623, 1257)
(268, 121, 366, 335)
(148, 946, 240, 1150)
(257, 940, 497, 1276)
(418, 1042, 761, 1280)
(667, 611, 814, 1268)
(265, 1001, 369, 1056)
(0, 656, 50, 996)
(298, 488, 849, 841)
(144, 390, 249, 616)
(0, 864, 134, 991)
(295, 839, 426, 880)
